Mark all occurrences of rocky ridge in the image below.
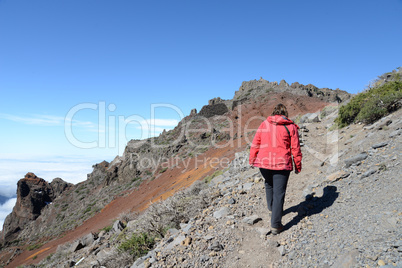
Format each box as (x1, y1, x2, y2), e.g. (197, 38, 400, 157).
(232, 78, 351, 106)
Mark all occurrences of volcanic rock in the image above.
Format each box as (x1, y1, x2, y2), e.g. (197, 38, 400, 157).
(1, 173, 69, 243)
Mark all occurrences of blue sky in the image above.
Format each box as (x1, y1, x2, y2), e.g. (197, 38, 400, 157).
(0, 0, 401, 207)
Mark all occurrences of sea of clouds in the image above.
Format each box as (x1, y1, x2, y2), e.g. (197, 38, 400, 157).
(0, 154, 108, 231)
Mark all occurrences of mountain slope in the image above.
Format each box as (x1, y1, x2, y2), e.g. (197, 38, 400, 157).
(0, 78, 351, 267)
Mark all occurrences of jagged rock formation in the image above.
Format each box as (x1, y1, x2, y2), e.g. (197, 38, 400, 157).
(199, 102, 229, 118)
(190, 108, 197, 116)
(1, 173, 72, 243)
(233, 78, 350, 104)
(87, 160, 112, 187)
(51, 178, 72, 197)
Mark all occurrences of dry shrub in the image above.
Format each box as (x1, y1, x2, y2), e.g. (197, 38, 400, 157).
(134, 180, 209, 238)
(118, 211, 138, 224)
(100, 251, 133, 268)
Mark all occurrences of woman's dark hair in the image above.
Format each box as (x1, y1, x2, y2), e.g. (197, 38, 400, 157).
(272, 103, 288, 117)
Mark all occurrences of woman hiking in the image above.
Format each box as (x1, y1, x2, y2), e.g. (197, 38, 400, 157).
(249, 103, 302, 235)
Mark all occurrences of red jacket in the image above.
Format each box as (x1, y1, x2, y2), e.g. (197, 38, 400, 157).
(249, 115, 302, 172)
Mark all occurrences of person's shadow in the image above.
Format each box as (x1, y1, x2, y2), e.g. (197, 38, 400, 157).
(283, 185, 339, 231)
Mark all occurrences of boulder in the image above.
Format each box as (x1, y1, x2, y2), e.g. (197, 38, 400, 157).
(213, 207, 230, 219)
(81, 233, 96, 247)
(166, 228, 179, 236)
(361, 169, 376, 178)
(112, 220, 125, 234)
(71, 240, 85, 252)
(389, 129, 402, 138)
(255, 227, 271, 236)
(300, 113, 320, 123)
(165, 234, 186, 250)
(372, 142, 388, 149)
(242, 215, 262, 225)
(326, 171, 350, 183)
(278, 245, 286, 256)
(228, 151, 250, 175)
(179, 223, 192, 234)
(208, 241, 223, 251)
(344, 152, 368, 168)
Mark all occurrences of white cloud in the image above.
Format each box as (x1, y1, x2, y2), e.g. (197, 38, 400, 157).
(0, 198, 17, 231)
(0, 185, 16, 198)
(0, 153, 112, 231)
(0, 154, 103, 186)
(0, 113, 63, 125)
(0, 113, 97, 129)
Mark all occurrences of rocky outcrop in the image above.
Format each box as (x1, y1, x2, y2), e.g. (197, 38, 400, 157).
(51, 177, 73, 197)
(87, 160, 112, 186)
(208, 97, 223, 105)
(1, 173, 71, 243)
(233, 78, 351, 103)
(199, 102, 229, 118)
(190, 108, 197, 116)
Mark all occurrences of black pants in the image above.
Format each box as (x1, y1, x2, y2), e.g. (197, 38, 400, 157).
(259, 168, 290, 228)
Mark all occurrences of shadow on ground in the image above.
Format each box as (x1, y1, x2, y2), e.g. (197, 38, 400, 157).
(283, 185, 339, 231)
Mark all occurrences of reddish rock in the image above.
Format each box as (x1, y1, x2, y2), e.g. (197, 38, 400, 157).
(1, 173, 71, 243)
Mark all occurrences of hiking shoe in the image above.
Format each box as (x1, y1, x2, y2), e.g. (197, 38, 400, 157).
(271, 224, 284, 235)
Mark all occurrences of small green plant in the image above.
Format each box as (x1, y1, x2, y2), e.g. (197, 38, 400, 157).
(379, 163, 387, 171)
(159, 167, 168, 173)
(145, 170, 152, 176)
(10, 239, 21, 246)
(83, 206, 92, 214)
(118, 232, 156, 258)
(328, 123, 338, 131)
(46, 253, 54, 261)
(132, 177, 141, 183)
(32, 255, 37, 260)
(101, 225, 113, 233)
(27, 243, 43, 251)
